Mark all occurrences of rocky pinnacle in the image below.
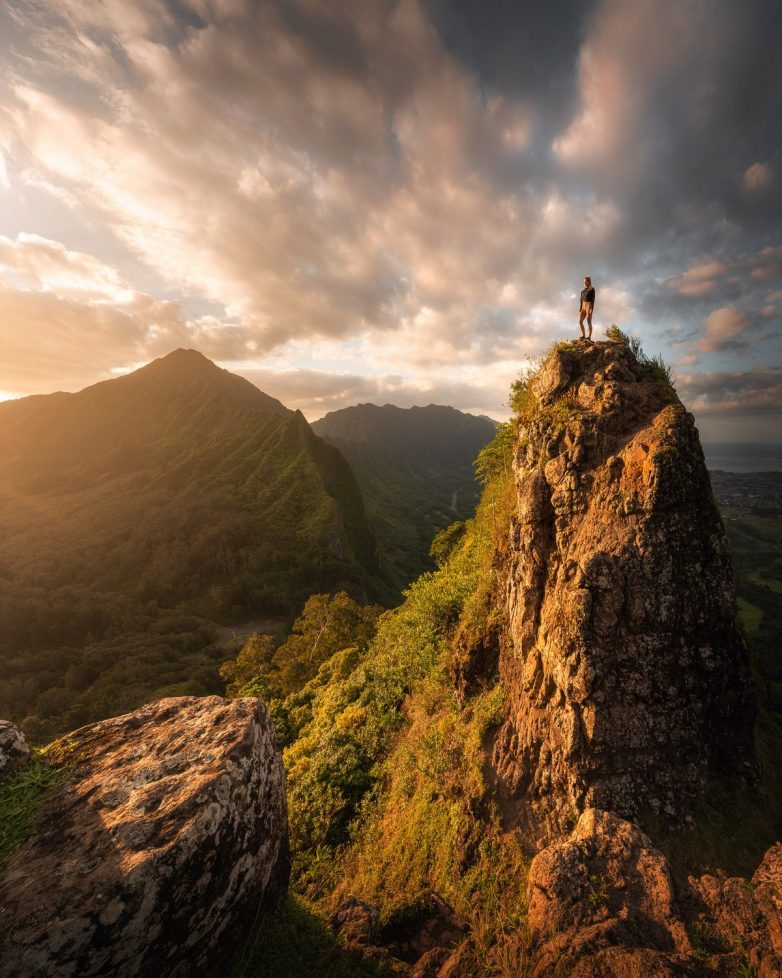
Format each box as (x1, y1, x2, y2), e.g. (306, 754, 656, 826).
(491, 340, 756, 842)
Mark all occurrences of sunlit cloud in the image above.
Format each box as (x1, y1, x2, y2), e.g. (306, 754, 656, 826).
(698, 306, 752, 352)
(742, 162, 772, 194)
(0, 0, 779, 435)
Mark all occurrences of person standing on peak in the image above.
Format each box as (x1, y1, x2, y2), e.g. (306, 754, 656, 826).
(579, 276, 595, 340)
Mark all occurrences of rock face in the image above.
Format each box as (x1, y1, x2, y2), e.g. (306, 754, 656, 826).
(0, 720, 30, 783)
(491, 340, 755, 839)
(527, 808, 782, 978)
(527, 809, 690, 976)
(329, 892, 469, 977)
(0, 696, 288, 978)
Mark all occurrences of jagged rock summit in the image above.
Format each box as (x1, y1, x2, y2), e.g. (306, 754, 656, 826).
(0, 696, 288, 978)
(492, 338, 756, 841)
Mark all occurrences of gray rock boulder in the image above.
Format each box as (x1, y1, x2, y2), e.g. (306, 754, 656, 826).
(0, 720, 31, 783)
(0, 695, 288, 978)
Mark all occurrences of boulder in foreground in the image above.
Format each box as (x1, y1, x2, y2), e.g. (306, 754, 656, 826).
(0, 696, 288, 978)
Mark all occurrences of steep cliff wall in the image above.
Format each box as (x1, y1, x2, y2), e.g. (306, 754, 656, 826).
(492, 339, 756, 841)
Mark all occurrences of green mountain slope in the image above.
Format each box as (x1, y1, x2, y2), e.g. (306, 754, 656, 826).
(0, 350, 382, 740)
(312, 403, 496, 590)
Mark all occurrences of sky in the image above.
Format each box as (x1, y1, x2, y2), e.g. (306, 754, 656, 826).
(0, 0, 780, 442)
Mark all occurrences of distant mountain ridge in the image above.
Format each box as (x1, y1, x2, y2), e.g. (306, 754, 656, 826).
(314, 402, 495, 466)
(0, 349, 288, 483)
(313, 402, 496, 588)
(0, 349, 382, 740)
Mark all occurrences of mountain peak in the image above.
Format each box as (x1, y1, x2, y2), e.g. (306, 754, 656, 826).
(111, 349, 289, 416)
(149, 348, 220, 372)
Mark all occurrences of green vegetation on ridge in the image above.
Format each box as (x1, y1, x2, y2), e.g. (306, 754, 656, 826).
(224, 413, 532, 974)
(0, 351, 385, 743)
(312, 404, 496, 593)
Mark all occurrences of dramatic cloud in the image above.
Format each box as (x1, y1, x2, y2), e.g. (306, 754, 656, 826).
(742, 163, 772, 194)
(0, 0, 779, 437)
(699, 306, 752, 352)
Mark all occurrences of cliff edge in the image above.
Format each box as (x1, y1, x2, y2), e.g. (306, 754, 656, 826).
(492, 338, 756, 841)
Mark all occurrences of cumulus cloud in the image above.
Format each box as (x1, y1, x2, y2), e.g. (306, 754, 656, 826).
(666, 261, 727, 298)
(554, 0, 722, 183)
(698, 306, 751, 352)
(742, 162, 772, 193)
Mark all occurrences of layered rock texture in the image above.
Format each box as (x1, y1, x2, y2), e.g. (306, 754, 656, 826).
(527, 808, 782, 977)
(0, 696, 288, 978)
(492, 340, 756, 840)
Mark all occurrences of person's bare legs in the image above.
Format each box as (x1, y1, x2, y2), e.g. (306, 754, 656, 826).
(586, 308, 593, 339)
(578, 306, 587, 338)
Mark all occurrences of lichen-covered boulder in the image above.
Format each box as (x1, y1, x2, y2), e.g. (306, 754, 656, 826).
(0, 720, 31, 783)
(492, 340, 755, 841)
(0, 696, 288, 978)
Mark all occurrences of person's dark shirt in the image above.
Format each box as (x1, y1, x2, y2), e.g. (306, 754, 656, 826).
(580, 285, 595, 306)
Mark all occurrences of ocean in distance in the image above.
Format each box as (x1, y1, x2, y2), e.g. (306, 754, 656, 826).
(704, 442, 782, 473)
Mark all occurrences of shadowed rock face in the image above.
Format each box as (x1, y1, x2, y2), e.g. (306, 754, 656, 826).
(0, 696, 288, 978)
(527, 809, 782, 978)
(491, 341, 755, 842)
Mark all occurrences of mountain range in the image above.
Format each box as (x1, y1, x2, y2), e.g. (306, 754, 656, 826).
(313, 403, 495, 587)
(5, 339, 779, 978)
(0, 350, 493, 740)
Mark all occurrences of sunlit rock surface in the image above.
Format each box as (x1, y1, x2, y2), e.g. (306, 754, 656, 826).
(527, 808, 782, 978)
(492, 340, 755, 842)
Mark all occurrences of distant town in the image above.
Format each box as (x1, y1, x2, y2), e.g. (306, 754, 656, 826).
(710, 470, 782, 517)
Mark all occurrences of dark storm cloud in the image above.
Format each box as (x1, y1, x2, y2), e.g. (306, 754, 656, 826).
(424, 0, 590, 139)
